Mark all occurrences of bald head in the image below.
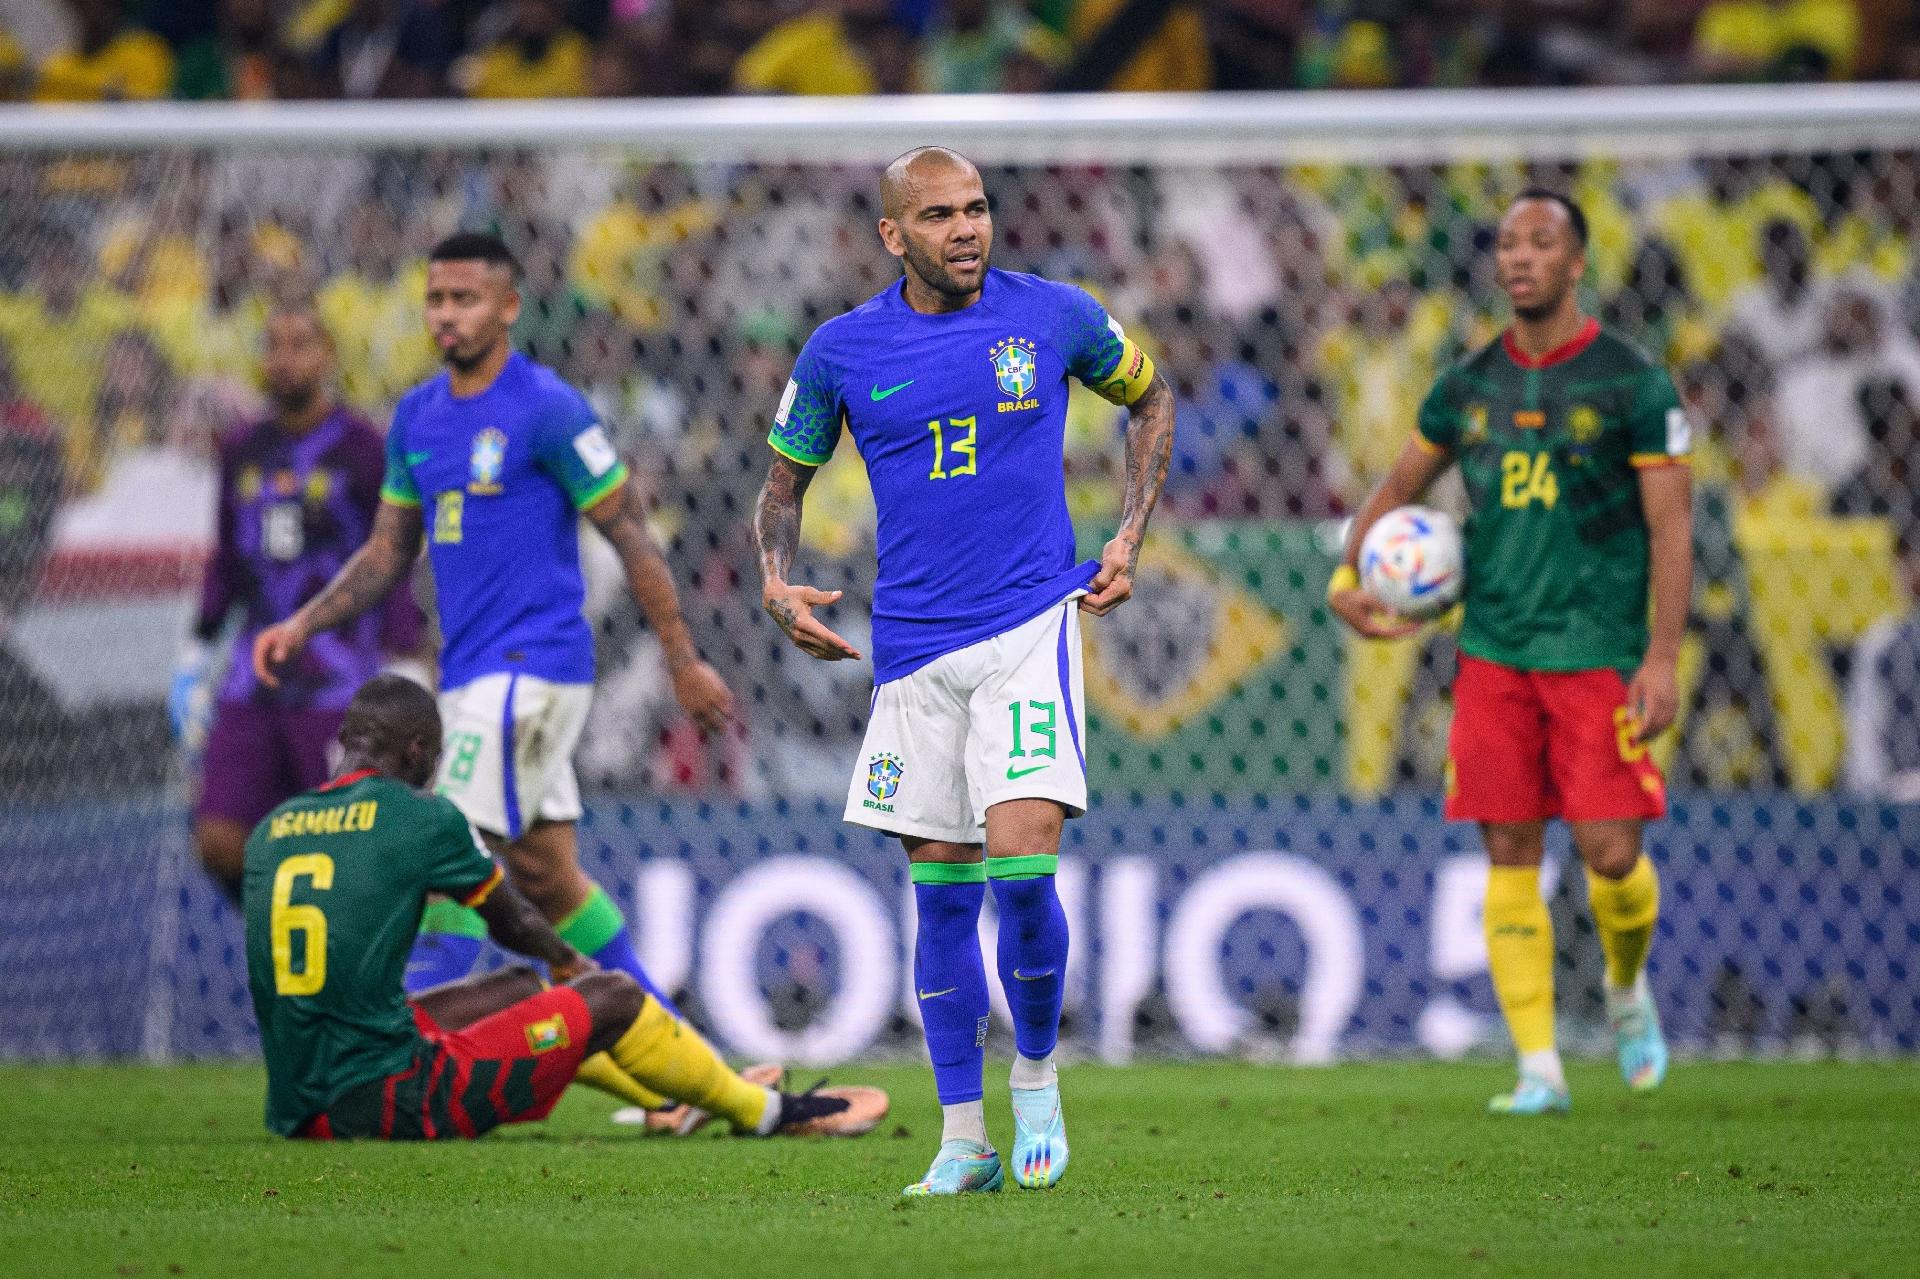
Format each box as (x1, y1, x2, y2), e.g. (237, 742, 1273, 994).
(878, 147, 992, 311)
(881, 147, 980, 221)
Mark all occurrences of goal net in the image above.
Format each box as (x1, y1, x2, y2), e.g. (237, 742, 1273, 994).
(2, 88, 1916, 1063)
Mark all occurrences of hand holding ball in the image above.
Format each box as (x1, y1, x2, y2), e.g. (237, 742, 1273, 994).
(1359, 506, 1463, 621)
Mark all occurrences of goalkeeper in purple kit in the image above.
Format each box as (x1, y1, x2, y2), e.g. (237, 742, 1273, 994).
(177, 304, 424, 901)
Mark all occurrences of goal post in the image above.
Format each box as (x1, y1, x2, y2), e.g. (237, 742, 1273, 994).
(1, 86, 1915, 1063)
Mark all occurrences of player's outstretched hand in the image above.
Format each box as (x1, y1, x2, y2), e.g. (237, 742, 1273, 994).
(671, 658, 736, 735)
(1080, 536, 1137, 616)
(251, 617, 311, 688)
(1328, 583, 1423, 640)
(763, 582, 862, 662)
(1625, 657, 1679, 744)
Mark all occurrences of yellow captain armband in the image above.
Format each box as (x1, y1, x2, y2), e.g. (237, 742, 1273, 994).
(1327, 564, 1360, 601)
(1090, 338, 1157, 407)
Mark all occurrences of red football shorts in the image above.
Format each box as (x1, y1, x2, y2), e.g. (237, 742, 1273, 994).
(1445, 653, 1666, 825)
(297, 985, 591, 1140)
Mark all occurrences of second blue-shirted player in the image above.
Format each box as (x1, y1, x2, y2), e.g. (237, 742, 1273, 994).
(752, 148, 1176, 1195)
(254, 232, 742, 1127)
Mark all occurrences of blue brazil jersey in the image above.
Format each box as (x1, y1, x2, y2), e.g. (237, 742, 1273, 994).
(381, 352, 628, 691)
(771, 269, 1129, 683)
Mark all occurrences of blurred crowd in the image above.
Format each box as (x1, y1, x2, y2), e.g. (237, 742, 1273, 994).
(0, 138, 1916, 796)
(0, 0, 1915, 103)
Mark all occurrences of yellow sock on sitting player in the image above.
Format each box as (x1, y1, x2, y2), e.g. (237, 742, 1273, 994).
(574, 1051, 671, 1111)
(609, 996, 771, 1132)
(1586, 855, 1659, 992)
(1484, 865, 1557, 1058)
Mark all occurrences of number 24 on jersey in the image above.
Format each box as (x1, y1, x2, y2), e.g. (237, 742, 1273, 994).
(1500, 450, 1559, 510)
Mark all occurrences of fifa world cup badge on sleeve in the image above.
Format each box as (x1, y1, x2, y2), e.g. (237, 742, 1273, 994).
(572, 424, 619, 477)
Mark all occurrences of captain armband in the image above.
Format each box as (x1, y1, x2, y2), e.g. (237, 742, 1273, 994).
(1090, 338, 1156, 407)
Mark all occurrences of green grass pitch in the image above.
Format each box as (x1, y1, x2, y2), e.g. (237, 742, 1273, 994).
(1, 1059, 1913, 1278)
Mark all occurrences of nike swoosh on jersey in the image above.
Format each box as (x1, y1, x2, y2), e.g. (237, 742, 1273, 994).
(1005, 763, 1048, 780)
(405, 450, 432, 465)
(917, 986, 958, 1001)
(1012, 968, 1055, 982)
(870, 380, 914, 401)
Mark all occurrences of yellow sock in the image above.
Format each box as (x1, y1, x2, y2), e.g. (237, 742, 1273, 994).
(609, 996, 770, 1132)
(1484, 865, 1556, 1056)
(574, 1051, 672, 1111)
(1587, 855, 1659, 991)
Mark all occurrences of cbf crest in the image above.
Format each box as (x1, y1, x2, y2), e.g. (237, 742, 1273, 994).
(991, 336, 1039, 410)
(468, 428, 507, 494)
(866, 752, 904, 803)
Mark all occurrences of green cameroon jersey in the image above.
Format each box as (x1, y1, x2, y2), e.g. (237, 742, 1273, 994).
(243, 770, 503, 1135)
(1414, 319, 1690, 672)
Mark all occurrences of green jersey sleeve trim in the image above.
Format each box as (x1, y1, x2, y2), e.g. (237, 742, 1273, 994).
(379, 485, 421, 508)
(767, 430, 829, 467)
(571, 461, 629, 512)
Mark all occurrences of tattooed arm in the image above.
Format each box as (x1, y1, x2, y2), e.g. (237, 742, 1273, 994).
(585, 476, 734, 734)
(252, 500, 423, 686)
(753, 454, 861, 661)
(1081, 370, 1175, 617)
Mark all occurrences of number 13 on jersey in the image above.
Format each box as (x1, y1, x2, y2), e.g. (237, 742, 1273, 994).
(928, 416, 977, 480)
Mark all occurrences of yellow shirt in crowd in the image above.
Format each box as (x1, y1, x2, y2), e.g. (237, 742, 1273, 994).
(1651, 178, 1822, 315)
(1695, 0, 1860, 78)
(33, 30, 175, 102)
(316, 261, 438, 413)
(0, 285, 137, 440)
(1070, 0, 1210, 91)
(734, 15, 875, 96)
(470, 31, 593, 99)
(570, 195, 722, 331)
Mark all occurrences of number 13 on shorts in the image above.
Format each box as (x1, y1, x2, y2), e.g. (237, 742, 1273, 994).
(1013, 699, 1059, 768)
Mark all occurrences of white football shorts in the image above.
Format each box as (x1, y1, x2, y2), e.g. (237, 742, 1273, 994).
(845, 596, 1088, 844)
(435, 672, 592, 840)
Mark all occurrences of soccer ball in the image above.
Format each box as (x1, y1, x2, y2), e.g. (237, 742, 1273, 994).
(1358, 506, 1463, 620)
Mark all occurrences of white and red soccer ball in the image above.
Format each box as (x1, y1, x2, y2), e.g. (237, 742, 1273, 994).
(1359, 506, 1463, 620)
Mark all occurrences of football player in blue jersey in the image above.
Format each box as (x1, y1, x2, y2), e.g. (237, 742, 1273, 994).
(752, 147, 1176, 1195)
(254, 231, 748, 1127)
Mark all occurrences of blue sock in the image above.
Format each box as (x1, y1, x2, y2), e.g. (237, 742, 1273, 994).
(911, 865, 990, 1105)
(592, 926, 685, 1020)
(404, 900, 487, 994)
(988, 855, 1069, 1063)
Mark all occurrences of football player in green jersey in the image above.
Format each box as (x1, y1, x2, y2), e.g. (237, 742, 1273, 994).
(1330, 191, 1694, 1115)
(244, 673, 886, 1140)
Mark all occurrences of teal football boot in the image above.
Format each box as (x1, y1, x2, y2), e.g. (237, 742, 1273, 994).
(1611, 989, 1670, 1093)
(901, 1139, 1004, 1196)
(1488, 1075, 1572, 1115)
(1009, 1083, 1068, 1189)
